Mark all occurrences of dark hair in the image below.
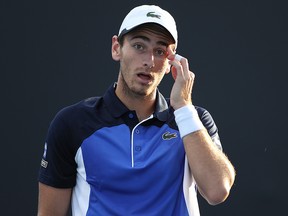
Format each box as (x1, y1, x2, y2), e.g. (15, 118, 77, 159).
(118, 23, 175, 47)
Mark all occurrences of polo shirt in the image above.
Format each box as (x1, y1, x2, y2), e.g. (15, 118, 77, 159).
(38, 83, 221, 216)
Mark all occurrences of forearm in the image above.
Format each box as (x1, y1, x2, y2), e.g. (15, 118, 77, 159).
(183, 129, 235, 205)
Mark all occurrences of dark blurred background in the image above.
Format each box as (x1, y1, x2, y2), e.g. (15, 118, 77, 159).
(1, 0, 287, 215)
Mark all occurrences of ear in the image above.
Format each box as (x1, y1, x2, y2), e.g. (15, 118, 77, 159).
(111, 35, 121, 61)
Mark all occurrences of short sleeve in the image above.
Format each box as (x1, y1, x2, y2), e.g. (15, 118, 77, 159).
(38, 108, 77, 188)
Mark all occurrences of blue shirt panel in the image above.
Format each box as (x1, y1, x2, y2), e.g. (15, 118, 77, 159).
(38, 83, 220, 215)
(81, 123, 188, 215)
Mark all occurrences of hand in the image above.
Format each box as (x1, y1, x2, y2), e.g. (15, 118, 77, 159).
(167, 47, 195, 110)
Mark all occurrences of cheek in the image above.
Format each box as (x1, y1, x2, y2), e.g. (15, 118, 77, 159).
(121, 49, 138, 66)
(155, 67, 168, 82)
(158, 60, 171, 74)
(121, 56, 133, 72)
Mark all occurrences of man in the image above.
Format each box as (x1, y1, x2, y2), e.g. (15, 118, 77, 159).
(38, 5, 235, 216)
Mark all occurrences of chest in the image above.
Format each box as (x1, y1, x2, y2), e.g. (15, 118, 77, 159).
(78, 123, 185, 188)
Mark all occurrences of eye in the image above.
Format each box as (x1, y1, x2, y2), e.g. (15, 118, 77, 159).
(133, 43, 144, 51)
(155, 49, 166, 56)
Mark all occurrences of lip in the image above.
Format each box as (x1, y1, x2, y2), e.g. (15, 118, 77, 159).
(136, 72, 153, 84)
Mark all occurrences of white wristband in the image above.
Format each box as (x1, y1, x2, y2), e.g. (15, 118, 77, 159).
(175, 54, 184, 61)
(174, 105, 205, 138)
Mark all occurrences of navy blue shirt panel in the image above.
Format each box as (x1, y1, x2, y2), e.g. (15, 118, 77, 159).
(38, 83, 220, 189)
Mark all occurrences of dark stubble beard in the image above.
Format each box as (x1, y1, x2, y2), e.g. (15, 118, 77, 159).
(118, 70, 156, 101)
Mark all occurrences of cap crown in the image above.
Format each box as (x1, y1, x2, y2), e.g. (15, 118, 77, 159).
(118, 5, 178, 46)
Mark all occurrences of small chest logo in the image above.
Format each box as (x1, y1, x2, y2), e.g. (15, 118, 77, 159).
(162, 131, 177, 140)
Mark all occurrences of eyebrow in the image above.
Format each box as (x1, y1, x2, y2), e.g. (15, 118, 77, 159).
(130, 35, 169, 47)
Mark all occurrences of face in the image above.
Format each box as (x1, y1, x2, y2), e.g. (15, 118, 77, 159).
(112, 28, 175, 100)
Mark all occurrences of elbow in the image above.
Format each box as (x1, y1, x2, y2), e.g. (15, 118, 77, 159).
(206, 171, 236, 205)
(205, 186, 230, 205)
(200, 179, 233, 205)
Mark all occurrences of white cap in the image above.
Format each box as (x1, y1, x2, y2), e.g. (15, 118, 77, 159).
(118, 5, 178, 46)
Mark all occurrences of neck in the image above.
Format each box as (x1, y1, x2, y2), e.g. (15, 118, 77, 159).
(115, 84, 156, 121)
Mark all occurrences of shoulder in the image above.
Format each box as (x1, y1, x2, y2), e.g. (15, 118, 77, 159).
(54, 96, 102, 122)
(46, 96, 103, 136)
(195, 105, 222, 149)
(195, 105, 219, 137)
(45, 96, 105, 151)
(195, 106, 215, 124)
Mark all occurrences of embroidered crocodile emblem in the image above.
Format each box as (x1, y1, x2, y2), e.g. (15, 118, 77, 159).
(147, 12, 161, 19)
(162, 131, 177, 140)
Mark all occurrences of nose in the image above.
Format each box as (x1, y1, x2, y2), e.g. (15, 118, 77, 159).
(143, 51, 155, 69)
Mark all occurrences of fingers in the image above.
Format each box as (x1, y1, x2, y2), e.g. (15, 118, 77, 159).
(171, 54, 193, 80)
(174, 54, 183, 62)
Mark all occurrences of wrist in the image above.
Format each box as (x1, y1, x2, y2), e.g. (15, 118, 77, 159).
(174, 105, 205, 138)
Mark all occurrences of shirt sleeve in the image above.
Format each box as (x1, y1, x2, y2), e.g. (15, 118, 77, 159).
(38, 108, 77, 188)
(195, 106, 222, 151)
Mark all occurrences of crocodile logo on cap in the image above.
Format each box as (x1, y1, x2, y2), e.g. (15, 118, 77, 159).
(147, 12, 161, 19)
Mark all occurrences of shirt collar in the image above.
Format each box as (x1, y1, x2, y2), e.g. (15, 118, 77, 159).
(103, 82, 170, 121)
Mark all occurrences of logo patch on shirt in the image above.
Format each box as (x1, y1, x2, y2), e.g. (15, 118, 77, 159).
(41, 159, 48, 168)
(162, 131, 177, 140)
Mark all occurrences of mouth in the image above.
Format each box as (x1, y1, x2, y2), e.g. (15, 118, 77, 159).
(137, 72, 153, 84)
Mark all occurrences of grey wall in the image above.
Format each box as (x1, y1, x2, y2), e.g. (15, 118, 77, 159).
(1, 0, 287, 215)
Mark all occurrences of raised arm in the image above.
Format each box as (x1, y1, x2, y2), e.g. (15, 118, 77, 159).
(168, 52, 235, 205)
